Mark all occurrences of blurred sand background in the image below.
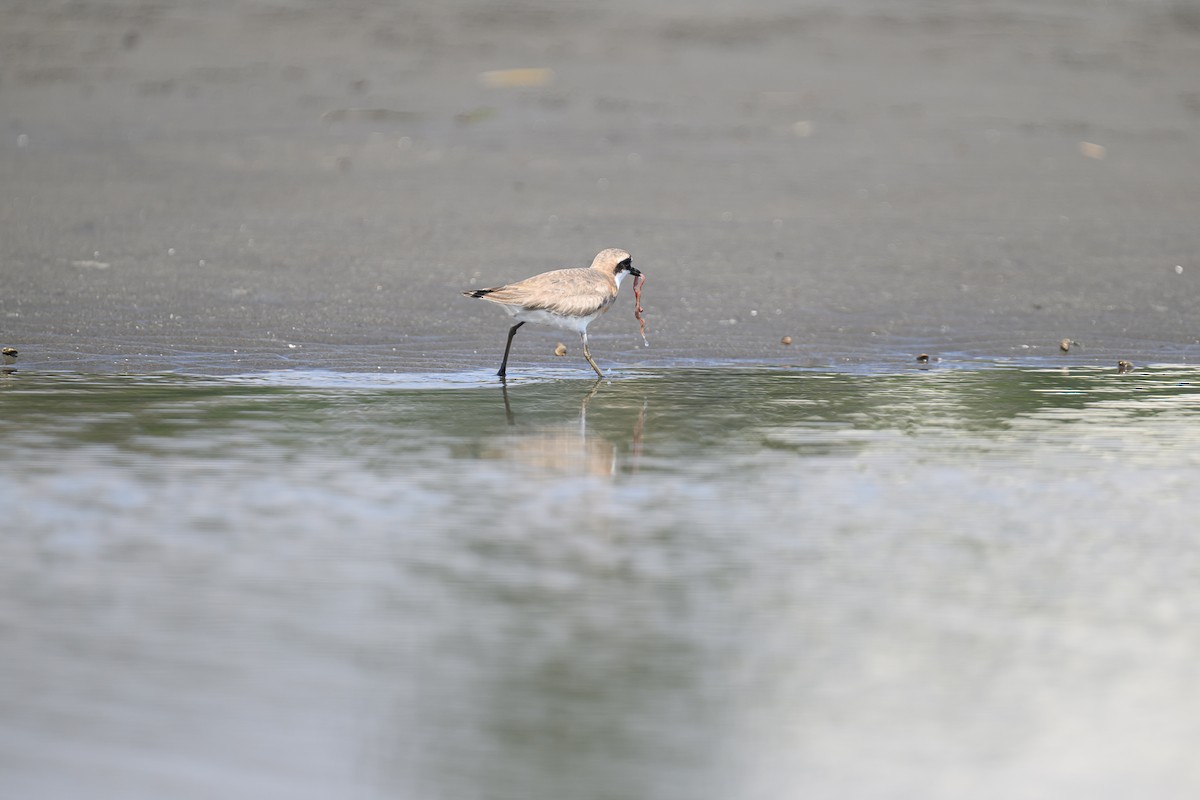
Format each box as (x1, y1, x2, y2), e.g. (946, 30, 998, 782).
(2, 0, 1199, 372)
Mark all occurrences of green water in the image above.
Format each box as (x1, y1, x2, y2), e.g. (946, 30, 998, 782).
(3, 365, 1200, 799)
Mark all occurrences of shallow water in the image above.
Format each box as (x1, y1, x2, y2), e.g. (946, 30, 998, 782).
(3, 364, 1200, 799)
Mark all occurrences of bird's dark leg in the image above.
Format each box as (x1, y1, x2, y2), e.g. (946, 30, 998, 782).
(498, 321, 525, 378)
(580, 331, 603, 378)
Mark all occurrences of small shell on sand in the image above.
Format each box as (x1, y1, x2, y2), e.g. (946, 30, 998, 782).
(780, 336, 792, 345)
(554, 343, 567, 357)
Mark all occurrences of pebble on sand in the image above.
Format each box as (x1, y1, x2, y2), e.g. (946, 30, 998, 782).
(780, 336, 792, 346)
(479, 68, 554, 88)
(1118, 360, 1134, 373)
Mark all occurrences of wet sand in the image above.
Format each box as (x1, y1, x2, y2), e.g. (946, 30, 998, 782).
(3, 0, 1199, 374)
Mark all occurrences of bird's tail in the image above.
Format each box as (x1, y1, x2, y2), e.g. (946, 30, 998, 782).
(462, 288, 498, 299)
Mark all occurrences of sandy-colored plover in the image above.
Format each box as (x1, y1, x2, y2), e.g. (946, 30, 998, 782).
(463, 248, 642, 378)
(1, 348, 17, 367)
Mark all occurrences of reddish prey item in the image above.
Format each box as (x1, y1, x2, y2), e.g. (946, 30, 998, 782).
(632, 272, 648, 346)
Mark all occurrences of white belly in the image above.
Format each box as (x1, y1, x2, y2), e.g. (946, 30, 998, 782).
(503, 305, 603, 334)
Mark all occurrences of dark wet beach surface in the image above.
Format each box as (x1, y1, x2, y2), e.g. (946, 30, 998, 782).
(3, 0, 1200, 797)
(3, 0, 1200, 371)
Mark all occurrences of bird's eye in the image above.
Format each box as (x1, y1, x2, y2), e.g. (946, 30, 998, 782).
(618, 259, 631, 270)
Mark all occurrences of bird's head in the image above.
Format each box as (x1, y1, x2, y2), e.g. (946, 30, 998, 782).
(591, 248, 641, 282)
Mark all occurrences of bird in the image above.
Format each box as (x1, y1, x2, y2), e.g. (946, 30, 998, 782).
(1, 347, 16, 367)
(462, 248, 642, 379)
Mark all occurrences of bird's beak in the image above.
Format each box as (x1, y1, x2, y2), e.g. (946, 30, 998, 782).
(629, 267, 643, 277)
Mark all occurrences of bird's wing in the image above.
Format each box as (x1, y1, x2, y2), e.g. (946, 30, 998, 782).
(480, 268, 616, 316)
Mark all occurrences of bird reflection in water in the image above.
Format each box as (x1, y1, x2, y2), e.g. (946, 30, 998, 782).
(493, 379, 646, 477)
